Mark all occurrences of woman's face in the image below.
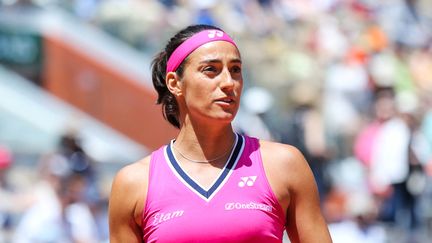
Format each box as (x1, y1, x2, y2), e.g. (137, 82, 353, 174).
(178, 40, 243, 124)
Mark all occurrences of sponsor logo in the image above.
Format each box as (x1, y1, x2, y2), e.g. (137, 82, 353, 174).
(224, 202, 272, 212)
(152, 210, 184, 226)
(207, 30, 224, 38)
(238, 176, 257, 187)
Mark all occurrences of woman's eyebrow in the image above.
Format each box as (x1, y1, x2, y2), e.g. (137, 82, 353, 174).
(199, 58, 242, 64)
(231, 58, 242, 64)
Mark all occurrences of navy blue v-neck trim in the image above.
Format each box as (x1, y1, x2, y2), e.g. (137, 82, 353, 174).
(166, 134, 244, 200)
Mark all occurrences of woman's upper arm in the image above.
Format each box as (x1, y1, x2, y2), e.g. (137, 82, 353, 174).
(109, 159, 150, 243)
(284, 147, 332, 243)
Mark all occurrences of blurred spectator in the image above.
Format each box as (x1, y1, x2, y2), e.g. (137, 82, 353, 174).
(380, 0, 431, 48)
(58, 133, 94, 176)
(12, 152, 99, 243)
(329, 192, 387, 243)
(0, 146, 35, 242)
(58, 132, 109, 241)
(355, 87, 426, 232)
(420, 95, 432, 172)
(398, 93, 428, 230)
(57, 132, 102, 205)
(0, 146, 13, 242)
(281, 84, 331, 199)
(408, 45, 432, 94)
(354, 88, 395, 171)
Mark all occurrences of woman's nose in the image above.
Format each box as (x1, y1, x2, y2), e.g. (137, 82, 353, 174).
(220, 69, 235, 89)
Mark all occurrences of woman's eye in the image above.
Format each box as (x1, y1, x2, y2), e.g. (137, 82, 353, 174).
(231, 66, 242, 74)
(203, 66, 217, 72)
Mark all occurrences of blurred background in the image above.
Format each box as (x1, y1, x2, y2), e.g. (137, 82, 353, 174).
(0, 0, 431, 242)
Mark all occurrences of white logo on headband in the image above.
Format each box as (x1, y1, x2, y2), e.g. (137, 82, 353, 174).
(208, 30, 224, 38)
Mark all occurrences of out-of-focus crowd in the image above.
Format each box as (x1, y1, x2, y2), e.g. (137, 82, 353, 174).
(1, 0, 432, 242)
(1, 133, 110, 243)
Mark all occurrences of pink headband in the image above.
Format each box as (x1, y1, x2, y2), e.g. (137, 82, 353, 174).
(166, 29, 237, 73)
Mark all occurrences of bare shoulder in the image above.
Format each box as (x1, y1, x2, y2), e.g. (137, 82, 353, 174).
(259, 140, 304, 162)
(259, 140, 309, 182)
(112, 156, 151, 190)
(109, 155, 152, 226)
(258, 139, 316, 203)
(259, 140, 331, 242)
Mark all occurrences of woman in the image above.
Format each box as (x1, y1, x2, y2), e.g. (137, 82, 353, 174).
(109, 24, 332, 243)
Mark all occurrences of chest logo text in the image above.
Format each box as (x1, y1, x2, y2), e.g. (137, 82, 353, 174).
(152, 210, 184, 226)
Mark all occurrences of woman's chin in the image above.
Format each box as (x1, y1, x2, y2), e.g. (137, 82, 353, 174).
(213, 113, 237, 123)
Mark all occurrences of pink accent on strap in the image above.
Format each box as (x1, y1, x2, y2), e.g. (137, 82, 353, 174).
(166, 29, 237, 73)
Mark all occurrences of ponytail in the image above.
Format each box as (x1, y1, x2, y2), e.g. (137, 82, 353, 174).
(150, 24, 223, 128)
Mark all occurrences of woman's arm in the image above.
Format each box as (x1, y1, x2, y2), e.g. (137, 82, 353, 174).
(284, 147, 331, 242)
(261, 142, 332, 243)
(109, 157, 150, 243)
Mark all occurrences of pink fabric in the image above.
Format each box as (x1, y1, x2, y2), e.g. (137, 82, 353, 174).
(166, 29, 237, 73)
(0, 146, 12, 169)
(142, 134, 285, 242)
(354, 122, 382, 167)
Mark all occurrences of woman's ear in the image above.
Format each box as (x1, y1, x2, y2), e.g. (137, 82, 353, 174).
(166, 72, 182, 97)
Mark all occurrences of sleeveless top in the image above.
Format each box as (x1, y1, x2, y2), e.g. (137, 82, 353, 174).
(142, 134, 286, 242)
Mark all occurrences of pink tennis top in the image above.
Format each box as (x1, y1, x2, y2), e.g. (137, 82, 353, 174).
(142, 134, 286, 242)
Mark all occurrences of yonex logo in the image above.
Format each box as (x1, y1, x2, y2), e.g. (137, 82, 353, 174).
(208, 30, 224, 38)
(238, 176, 257, 187)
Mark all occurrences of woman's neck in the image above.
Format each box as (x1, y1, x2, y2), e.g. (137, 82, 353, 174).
(174, 121, 236, 163)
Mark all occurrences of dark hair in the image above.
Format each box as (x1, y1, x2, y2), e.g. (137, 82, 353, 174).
(151, 24, 223, 128)
(374, 86, 395, 101)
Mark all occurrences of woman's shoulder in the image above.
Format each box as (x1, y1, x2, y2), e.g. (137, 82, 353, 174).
(258, 140, 311, 188)
(110, 155, 152, 206)
(258, 140, 305, 166)
(112, 155, 152, 191)
(109, 155, 152, 226)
